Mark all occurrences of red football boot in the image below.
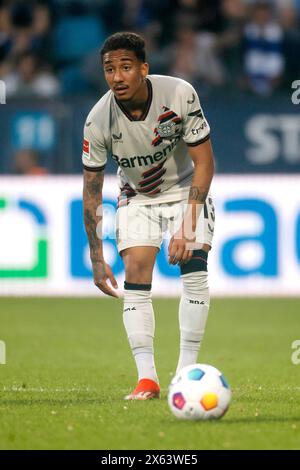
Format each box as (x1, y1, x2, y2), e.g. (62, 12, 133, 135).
(124, 378, 160, 400)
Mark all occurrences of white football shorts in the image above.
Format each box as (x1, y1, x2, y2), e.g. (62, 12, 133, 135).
(115, 197, 215, 253)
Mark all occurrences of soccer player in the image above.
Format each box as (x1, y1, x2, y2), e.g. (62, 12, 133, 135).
(82, 32, 215, 400)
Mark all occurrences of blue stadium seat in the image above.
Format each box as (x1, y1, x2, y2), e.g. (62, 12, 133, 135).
(53, 15, 105, 63)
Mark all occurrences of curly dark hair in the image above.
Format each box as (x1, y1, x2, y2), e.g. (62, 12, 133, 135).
(100, 32, 146, 63)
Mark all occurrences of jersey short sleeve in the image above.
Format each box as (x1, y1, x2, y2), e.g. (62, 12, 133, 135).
(82, 121, 107, 172)
(181, 83, 210, 147)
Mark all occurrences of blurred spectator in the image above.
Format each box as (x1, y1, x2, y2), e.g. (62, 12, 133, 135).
(223, 0, 247, 20)
(0, 0, 54, 83)
(4, 50, 60, 98)
(174, 0, 224, 33)
(0, 1, 10, 61)
(276, 0, 300, 87)
(242, 0, 285, 95)
(32, 1, 53, 59)
(139, 21, 169, 74)
(13, 149, 49, 175)
(209, 0, 247, 86)
(8, 1, 35, 57)
(122, 0, 153, 31)
(165, 24, 226, 89)
(1, 0, 298, 99)
(165, 26, 199, 84)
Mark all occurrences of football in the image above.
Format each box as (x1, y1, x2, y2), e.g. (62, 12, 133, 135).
(168, 364, 231, 420)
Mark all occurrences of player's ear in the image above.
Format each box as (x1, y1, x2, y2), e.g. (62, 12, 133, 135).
(141, 62, 149, 78)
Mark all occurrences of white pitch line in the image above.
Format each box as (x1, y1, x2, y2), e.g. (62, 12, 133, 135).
(2, 386, 170, 393)
(2, 387, 97, 393)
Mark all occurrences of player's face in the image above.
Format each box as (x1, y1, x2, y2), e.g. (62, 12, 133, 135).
(103, 49, 149, 102)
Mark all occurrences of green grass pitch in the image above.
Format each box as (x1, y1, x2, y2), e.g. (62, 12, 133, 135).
(0, 297, 300, 450)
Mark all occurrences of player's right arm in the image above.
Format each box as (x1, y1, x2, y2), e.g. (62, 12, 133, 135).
(82, 110, 118, 298)
(83, 169, 119, 298)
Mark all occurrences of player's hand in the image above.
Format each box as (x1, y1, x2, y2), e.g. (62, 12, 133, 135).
(168, 233, 194, 265)
(92, 260, 119, 298)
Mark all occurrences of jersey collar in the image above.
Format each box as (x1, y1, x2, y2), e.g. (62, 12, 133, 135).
(114, 78, 152, 122)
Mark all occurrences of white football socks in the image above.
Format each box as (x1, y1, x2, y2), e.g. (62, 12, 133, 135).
(176, 271, 210, 374)
(123, 285, 159, 384)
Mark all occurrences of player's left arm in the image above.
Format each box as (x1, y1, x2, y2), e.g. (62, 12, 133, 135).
(168, 138, 215, 265)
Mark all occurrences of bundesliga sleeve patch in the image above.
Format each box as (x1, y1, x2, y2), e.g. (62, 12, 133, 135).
(82, 138, 90, 159)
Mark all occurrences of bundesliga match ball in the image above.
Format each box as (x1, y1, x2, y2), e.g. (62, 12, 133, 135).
(168, 364, 231, 420)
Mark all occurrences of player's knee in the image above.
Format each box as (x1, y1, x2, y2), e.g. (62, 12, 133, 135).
(125, 261, 152, 284)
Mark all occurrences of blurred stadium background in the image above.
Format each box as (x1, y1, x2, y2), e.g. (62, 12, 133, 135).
(0, 0, 300, 297)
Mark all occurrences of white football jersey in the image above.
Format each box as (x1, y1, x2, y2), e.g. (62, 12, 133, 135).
(82, 75, 210, 205)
